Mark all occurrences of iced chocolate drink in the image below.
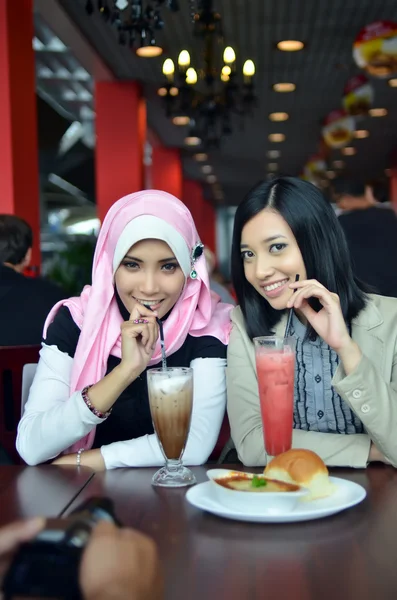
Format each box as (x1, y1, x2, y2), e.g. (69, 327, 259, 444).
(148, 369, 193, 459)
(147, 367, 196, 487)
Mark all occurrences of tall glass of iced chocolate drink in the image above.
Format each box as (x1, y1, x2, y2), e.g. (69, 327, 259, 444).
(147, 367, 196, 487)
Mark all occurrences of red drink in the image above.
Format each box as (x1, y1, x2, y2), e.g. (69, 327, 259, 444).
(254, 338, 295, 456)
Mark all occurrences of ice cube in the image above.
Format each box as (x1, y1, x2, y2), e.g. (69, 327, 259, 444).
(150, 375, 188, 395)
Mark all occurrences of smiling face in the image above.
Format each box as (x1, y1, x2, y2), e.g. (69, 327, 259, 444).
(240, 208, 307, 310)
(114, 239, 186, 318)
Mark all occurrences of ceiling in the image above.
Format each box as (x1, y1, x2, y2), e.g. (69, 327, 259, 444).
(48, 0, 397, 205)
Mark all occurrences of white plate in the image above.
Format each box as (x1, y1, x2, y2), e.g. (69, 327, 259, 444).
(185, 476, 366, 523)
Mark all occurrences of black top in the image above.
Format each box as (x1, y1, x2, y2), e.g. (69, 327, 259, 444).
(44, 306, 227, 448)
(338, 207, 397, 298)
(0, 264, 67, 346)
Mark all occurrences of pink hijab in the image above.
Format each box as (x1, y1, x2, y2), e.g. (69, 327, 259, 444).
(44, 190, 232, 452)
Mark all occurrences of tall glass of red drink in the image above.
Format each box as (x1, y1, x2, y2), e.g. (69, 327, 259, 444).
(254, 336, 296, 456)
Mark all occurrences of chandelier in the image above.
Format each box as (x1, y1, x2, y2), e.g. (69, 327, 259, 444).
(157, 0, 256, 148)
(85, 0, 180, 57)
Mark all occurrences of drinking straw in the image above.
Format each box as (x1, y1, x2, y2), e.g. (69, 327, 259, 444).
(284, 274, 300, 338)
(144, 304, 167, 369)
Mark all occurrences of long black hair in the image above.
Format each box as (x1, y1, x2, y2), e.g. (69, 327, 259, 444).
(231, 176, 369, 340)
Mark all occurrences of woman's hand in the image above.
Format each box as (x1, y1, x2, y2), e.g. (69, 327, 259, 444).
(120, 303, 159, 377)
(52, 450, 106, 471)
(287, 279, 351, 351)
(80, 521, 162, 600)
(287, 279, 363, 375)
(0, 518, 45, 581)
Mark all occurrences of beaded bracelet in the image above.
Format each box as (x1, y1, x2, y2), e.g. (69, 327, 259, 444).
(76, 448, 85, 466)
(82, 385, 112, 419)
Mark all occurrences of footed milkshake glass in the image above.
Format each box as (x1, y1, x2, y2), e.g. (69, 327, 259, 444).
(147, 367, 196, 487)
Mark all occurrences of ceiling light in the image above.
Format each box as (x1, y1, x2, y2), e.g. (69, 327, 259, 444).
(223, 46, 236, 64)
(277, 40, 304, 52)
(242, 60, 255, 77)
(194, 153, 208, 161)
(158, 6, 256, 148)
(268, 133, 285, 142)
(326, 170, 336, 179)
(269, 112, 289, 122)
(202, 165, 212, 174)
(332, 160, 345, 168)
(272, 82, 296, 93)
(169, 87, 179, 96)
(136, 45, 163, 58)
(185, 135, 201, 146)
(207, 175, 217, 183)
(85, 0, 179, 54)
(157, 87, 167, 97)
(162, 58, 175, 79)
(172, 116, 190, 126)
(354, 130, 369, 139)
(389, 78, 397, 87)
(185, 68, 198, 85)
(267, 163, 278, 171)
(341, 147, 356, 156)
(267, 150, 281, 158)
(178, 50, 190, 68)
(369, 108, 388, 117)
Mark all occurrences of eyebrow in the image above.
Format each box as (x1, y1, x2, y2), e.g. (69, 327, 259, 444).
(240, 234, 287, 248)
(123, 255, 177, 263)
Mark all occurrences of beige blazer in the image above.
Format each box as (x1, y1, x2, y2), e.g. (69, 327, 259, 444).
(226, 294, 397, 468)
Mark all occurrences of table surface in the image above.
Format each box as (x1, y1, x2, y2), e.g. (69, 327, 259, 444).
(0, 465, 94, 526)
(63, 463, 397, 600)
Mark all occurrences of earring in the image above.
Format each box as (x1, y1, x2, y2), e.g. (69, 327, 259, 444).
(190, 242, 204, 279)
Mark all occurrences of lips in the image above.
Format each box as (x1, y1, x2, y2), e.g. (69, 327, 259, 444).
(260, 278, 289, 300)
(133, 297, 165, 309)
(261, 278, 289, 292)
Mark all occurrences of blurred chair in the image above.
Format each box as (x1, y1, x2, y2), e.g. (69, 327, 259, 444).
(0, 346, 40, 463)
(209, 413, 239, 464)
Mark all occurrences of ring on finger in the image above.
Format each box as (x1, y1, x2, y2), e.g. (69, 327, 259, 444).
(133, 318, 149, 324)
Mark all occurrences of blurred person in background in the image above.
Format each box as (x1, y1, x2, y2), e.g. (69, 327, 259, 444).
(0, 215, 67, 346)
(332, 179, 397, 298)
(204, 247, 236, 305)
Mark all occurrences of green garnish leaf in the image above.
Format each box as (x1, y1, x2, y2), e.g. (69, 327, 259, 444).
(251, 475, 267, 488)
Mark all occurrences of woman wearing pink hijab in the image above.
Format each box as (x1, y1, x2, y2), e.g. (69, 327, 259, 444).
(17, 190, 232, 469)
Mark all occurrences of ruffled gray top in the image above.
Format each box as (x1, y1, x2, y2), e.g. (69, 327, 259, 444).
(291, 313, 364, 434)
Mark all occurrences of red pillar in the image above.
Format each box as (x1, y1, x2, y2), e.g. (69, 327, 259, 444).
(96, 81, 146, 222)
(182, 179, 216, 251)
(152, 146, 182, 199)
(0, 0, 40, 267)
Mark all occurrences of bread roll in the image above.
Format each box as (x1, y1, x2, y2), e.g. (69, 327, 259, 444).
(264, 449, 335, 500)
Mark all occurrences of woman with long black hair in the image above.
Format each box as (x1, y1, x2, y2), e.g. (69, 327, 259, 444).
(227, 176, 397, 467)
